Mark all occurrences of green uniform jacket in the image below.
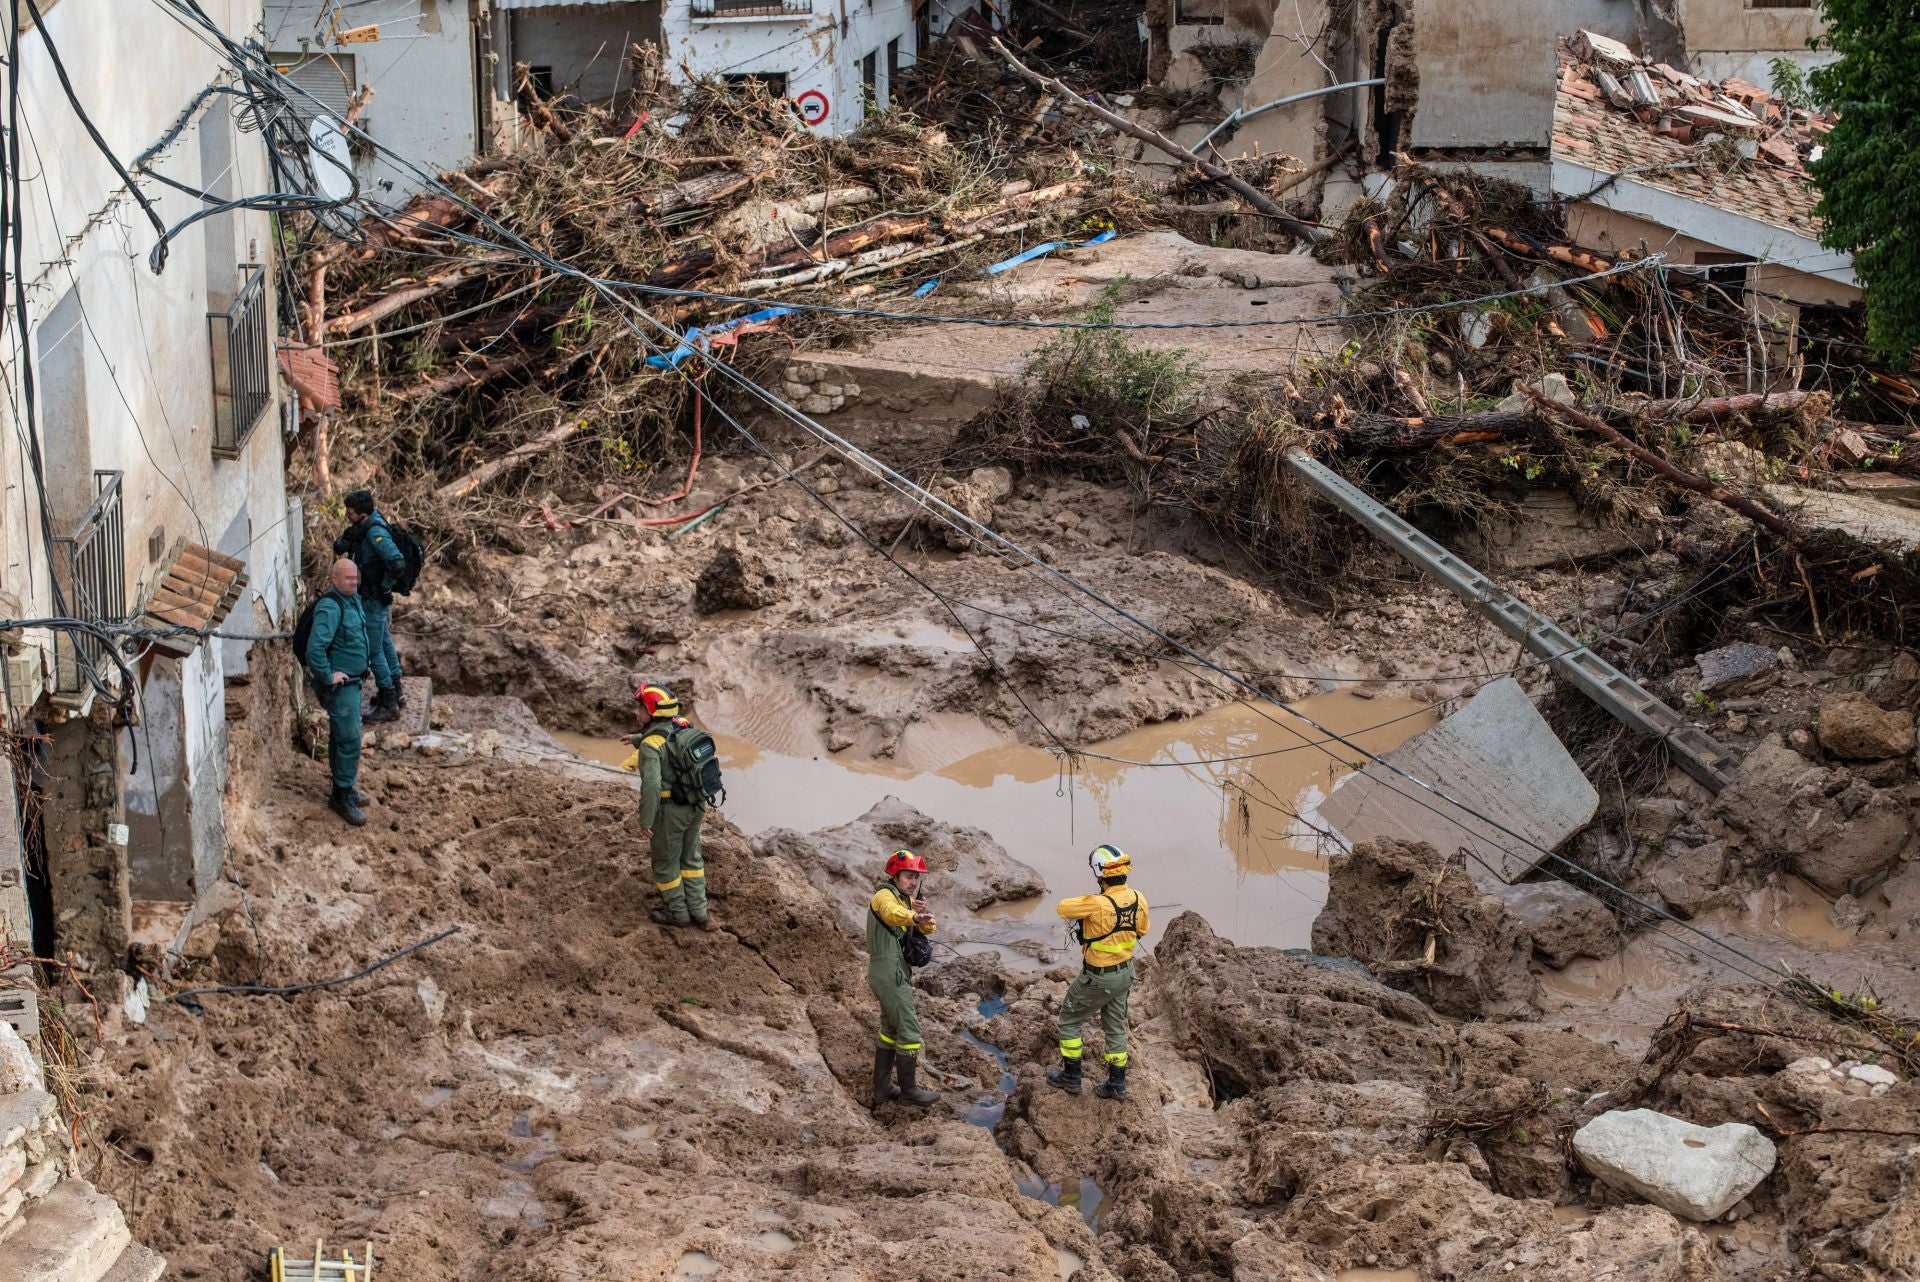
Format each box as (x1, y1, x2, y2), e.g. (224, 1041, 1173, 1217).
(335, 511, 408, 603)
(634, 716, 689, 828)
(305, 590, 370, 686)
(866, 883, 933, 984)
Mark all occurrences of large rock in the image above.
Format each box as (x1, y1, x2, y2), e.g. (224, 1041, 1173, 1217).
(1494, 879, 1620, 967)
(1694, 642, 1781, 696)
(1818, 692, 1917, 760)
(693, 539, 789, 613)
(1450, 1205, 1722, 1281)
(1712, 736, 1912, 896)
(1572, 1108, 1776, 1221)
(1312, 838, 1539, 1017)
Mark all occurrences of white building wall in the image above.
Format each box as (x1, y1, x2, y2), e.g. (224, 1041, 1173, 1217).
(0, 0, 290, 915)
(264, 0, 480, 204)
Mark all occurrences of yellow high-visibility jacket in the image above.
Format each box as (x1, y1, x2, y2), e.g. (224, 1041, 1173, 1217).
(1057, 886, 1149, 966)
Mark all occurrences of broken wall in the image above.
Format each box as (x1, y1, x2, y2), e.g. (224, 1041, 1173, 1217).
(1407, 0, 1637, 149)
(42, 708, 131, 973)
(1678, 0, 1834, 85)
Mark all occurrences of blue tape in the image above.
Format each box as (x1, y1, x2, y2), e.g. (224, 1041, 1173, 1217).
(983, 228, 1117, 276)
(645, 306, 794, 369)
(911, 278, 941, 298)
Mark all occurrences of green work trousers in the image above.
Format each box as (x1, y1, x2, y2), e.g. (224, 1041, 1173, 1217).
(651, 801, 706, 922)
(1057, 962, 1133, 1067)
(869, 963, 924, 1055)
(326, 679, 364, 791)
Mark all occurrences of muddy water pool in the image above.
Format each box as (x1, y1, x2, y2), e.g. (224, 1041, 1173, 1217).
(554, 690, 1436, 950)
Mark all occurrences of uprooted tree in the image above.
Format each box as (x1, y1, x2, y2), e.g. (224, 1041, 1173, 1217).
(1808, 0, 1920, 360)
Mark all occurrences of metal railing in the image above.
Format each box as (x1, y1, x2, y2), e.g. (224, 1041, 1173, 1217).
(692, 0, 811, 17)
(51, 471, 125, 697)
(209, 264, 272, 458)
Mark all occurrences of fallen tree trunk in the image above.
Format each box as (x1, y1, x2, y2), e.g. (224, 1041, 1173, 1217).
(1339, 390, 1825, 451)
(328, 258, 510, 336)
(761, 215, 932, 269)
(438, 418, 587, 501)
(1527, 389, 1796, 539)
(639, 163, 766, 217)
(991, 38, 1330, 243)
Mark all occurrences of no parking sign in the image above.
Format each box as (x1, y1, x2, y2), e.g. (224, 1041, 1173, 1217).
(795, 89, 830, 127)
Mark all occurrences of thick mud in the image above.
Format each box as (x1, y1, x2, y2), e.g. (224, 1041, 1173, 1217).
(91, 433, 1920, 1282)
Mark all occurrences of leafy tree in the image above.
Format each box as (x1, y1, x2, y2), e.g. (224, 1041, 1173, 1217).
(1807, 2, 1920, 359)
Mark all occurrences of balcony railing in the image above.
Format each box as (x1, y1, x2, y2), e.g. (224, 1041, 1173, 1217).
(51, 470, 125, 698)
(692, 0, 810, 18)
(209, 265, 272, 458)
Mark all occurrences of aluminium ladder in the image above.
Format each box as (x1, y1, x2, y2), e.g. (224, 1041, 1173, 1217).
(1286, 451, 1736, 792)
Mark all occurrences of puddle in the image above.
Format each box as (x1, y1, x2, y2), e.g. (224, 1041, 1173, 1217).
(979, 994, 1009, 1018)
(672, 1251, 723, 1279)
(504, 1110, 559, 1172)
(1055, 1246, 1084, 1280)
(755, 1230, 796, 1253)
(1552, 1205, 1596, 1227)
(1334, 1271, 1417, 1282)
(1018, 1174, 1104, 1228)
(553, 690, 1435, 949)
(1739, 877, 1856, 949)
(958, 1028, 1018, 1129)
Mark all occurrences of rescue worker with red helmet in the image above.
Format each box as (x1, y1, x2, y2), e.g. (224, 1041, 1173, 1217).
(868, 849, 941, 1108)
(629, 684, 711, 929)
(1047, 844, 1149, 1100)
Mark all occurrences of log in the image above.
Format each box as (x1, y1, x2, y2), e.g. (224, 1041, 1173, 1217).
(761, 215, 933, 269)
(438, 417, 588, 501)
(1340, 390, 1823, 451)
(646, 246, 719, 288)
(395, 350, 541, 402)
(639, 164, 764, 217)
(327, 258, 510, 335)
(1526, 389, 1796, 538)
(990, 39, 1330, 242)
(1478, 224, 1618, 275)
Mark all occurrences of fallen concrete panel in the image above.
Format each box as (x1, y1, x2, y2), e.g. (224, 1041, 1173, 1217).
(1766, 485, 1920, 553)
(1318, 677, 1598, 885)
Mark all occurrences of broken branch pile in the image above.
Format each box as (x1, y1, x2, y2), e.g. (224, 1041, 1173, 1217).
(291, 80, 1138, 528)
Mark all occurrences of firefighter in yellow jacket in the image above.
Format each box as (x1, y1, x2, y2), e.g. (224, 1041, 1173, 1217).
(1046, 844, 1149, 1100)
(626, 684, 710, 929)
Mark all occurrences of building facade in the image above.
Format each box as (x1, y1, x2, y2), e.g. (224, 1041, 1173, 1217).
(2, 0, 295, 974)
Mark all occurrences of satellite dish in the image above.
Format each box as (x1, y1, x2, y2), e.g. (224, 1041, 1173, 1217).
(308, 115, 355, 203)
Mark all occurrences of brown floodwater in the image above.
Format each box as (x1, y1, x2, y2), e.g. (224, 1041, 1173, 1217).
(553, 690, 1438, 950)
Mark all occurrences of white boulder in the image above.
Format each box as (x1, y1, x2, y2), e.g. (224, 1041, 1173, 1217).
(1573, 1108, 1776, 1221)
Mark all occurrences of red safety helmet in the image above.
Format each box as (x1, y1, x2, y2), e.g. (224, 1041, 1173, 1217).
(634, 684, 680, 718)
(885, 849, 928, 877)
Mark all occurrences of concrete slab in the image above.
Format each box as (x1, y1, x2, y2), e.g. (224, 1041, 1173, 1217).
(1767, 484, 1920, 553)
(1318, 677, 1599, 885)
(1458, 492, 1653, 570)
(778, 231, 1345, 447)
(0, 1179, 131, 1282)
(99, 1243, 165, 1282)
(361, 674, 433, 736)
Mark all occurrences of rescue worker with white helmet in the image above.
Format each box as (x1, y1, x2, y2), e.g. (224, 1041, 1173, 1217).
(868, 849, 941, 1108)
(1046, 843, 1150, 1100)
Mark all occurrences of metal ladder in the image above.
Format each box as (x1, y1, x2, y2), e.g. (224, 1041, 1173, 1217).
(1287, 451, 1736, 791)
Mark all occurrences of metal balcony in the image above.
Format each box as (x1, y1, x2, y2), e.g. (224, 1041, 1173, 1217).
(209, 265, 273, 458)
(691, 0, 811, 19)
(51, 470, 126, 698)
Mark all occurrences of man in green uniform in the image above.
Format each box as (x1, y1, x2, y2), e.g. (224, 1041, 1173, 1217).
(334, 489, 409, 724)
(630, 684, 711, 929)
(305, 558, 373, 827)
(1047, 843, 1149, 1100)
(867, 849, 940, 1108)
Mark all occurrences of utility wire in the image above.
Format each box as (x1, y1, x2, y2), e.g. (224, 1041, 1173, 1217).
(171, 925, 461, 1013)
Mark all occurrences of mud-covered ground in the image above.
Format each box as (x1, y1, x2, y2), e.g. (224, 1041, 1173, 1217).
(94, 423, 1920, 1281)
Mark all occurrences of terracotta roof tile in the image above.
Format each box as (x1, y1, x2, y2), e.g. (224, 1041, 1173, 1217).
(1551, 38, 1829, 241)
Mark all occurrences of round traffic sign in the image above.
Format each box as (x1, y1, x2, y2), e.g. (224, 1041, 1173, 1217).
(795, 89, 830, 126)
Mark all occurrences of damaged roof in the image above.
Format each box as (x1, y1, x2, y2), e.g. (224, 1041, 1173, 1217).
(1551, 31, 1835, 240)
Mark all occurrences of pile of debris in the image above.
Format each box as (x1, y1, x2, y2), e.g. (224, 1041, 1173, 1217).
(1563, 28, 1835, 162)
(289, 81, 1133, 523)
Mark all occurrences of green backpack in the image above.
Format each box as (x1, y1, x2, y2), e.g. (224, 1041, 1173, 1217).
(663, 723, 726, 808)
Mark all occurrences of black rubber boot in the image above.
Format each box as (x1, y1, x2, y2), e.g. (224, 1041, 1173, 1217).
(395, 681, 410, 707)
(1046, 1056, 1083, 1095)
(649, 908, 690, 928)
(365, 686, 401, 724)
(871, 1046, 900, 1108)
(1094, 1064, 1128, 1100)
(349, 788, 370, 807)
(894, 1054, 941, 1105)
(328, 787, 367, 827)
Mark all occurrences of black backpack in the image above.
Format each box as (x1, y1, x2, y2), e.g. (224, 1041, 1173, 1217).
(290, 596, 333, 700)
(387, 522, 427, 596)
(663, 723, 726, 808)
